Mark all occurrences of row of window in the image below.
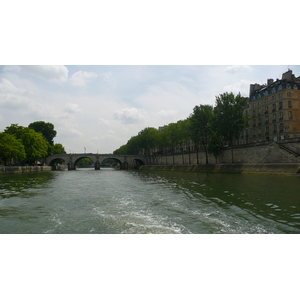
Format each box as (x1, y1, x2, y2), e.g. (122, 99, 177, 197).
(243, 124, 285, 137)
(245, 101, 293, 116)
(251, 92, 292, 107)
(251, 111, 293, 126)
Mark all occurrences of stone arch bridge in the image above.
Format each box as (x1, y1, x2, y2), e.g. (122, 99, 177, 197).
(45, 153, 146, 170)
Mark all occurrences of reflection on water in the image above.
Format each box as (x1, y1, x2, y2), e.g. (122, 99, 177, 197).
(0, 169, 299, 233)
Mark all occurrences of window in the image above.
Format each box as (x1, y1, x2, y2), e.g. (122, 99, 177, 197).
(258, 101, 261, 107)
(253, 103, 256, 109)
(265, 98, 269, 104)
(265, 106, 269, 114)
(287, 92, 292, 97)
(253, 119, 256, 127)
(288, 111, 293, 119)
(265, 116, 269, 124)
(271, 95, 276, 101)
(279, 112, 283, 120)
(288, 101, 292, 108)
(278, 93, 283, 99)
(258, 108, 261, 116)
(272, 103, 276, 111)
(253, 110, 256, 117)
(273, 114, 276, 122)
(266, 126, 269, 134)
(279, 101, 283, 109)
(273, 125, 277, 133)
(279, 123, 284, 132)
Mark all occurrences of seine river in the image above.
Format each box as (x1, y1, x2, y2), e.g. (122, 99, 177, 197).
(0, 168, 300, 234)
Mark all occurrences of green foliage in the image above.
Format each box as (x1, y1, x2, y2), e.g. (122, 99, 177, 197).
(189, 105, 214, 163)
(28, 121, 57, 145)
(51, 143, 67, 155)
(4, 124, 50, 163)
(214, 92, 248, 162)
(214, 92, 247, 143)
(0, 133, 26, 165)
(76, 158, 93, 167)
(137, 127, 159, 156)
(113, 144, 128, 155)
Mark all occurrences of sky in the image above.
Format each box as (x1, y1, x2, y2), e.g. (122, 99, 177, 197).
(1, 65, 300, 154)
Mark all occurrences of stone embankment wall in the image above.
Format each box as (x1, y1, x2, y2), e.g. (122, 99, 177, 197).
(0, 166, 51, 175)
(140, 163, 300, 174)
(147, 141, 300, 174)
(154, 141, 300, 165)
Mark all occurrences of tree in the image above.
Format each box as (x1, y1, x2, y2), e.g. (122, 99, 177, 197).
(4, 124, 49, 164)
(189, 105, 214, 164)
(113, 144, 128, 155)
(137, 127, 159, 164)
(0, 133, 26, 165)
(163, 122, 181, 164)
(214, 92, 248, 163)
(51, 143, 66, 155)
(28, 121, 57, 145)
(176, 119, 191, 164)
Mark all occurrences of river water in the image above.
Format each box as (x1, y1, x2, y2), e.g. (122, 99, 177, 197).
(0, 168, 300, 234)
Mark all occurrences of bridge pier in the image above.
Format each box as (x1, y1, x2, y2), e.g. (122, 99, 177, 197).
(68, 161, 76, 170)
(121, 161, 128, 170)
(95, 161, 101, 170)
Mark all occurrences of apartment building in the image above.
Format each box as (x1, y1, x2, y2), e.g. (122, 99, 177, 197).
(239, 70, 300, 144)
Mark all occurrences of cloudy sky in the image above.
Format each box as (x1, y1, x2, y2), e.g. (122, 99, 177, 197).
(1, 65, 300, 153)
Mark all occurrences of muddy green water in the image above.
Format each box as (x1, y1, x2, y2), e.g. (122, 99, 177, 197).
(0, 168, 299, 233)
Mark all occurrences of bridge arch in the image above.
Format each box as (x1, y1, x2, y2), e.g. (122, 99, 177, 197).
(48, 157, 67, 170)
(133, 159, 145, 168)
(101, 157, 123, 169)
(73, 156, 96, 167)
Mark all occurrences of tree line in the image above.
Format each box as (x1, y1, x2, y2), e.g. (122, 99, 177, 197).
(0, 121, 66, 166)
(113, 92, 248, 164)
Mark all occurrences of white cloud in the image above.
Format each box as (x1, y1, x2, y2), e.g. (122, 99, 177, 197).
(225, 65, 253, 74)
(156, 109, 178, 119)
(113, 107, 148, 124)
(224, 79, 252, 96)
(0, 77, 35, 111)
(69, 70, 98, 86)
(64, 103, 82, 114)
(100, 72, 114, 83)
(4, 65, 69, 83)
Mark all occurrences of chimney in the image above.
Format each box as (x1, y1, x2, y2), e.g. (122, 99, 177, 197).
(282, 70, 293, 81)
(267, 78, 274, 86)
(249, 83, 262, 99)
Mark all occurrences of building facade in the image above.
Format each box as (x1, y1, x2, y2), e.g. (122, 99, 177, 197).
(239, 70, 300, 145)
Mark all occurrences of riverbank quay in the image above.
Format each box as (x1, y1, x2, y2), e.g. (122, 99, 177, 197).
(0, 166, 51, 175)
(139, 163, 300, 174)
